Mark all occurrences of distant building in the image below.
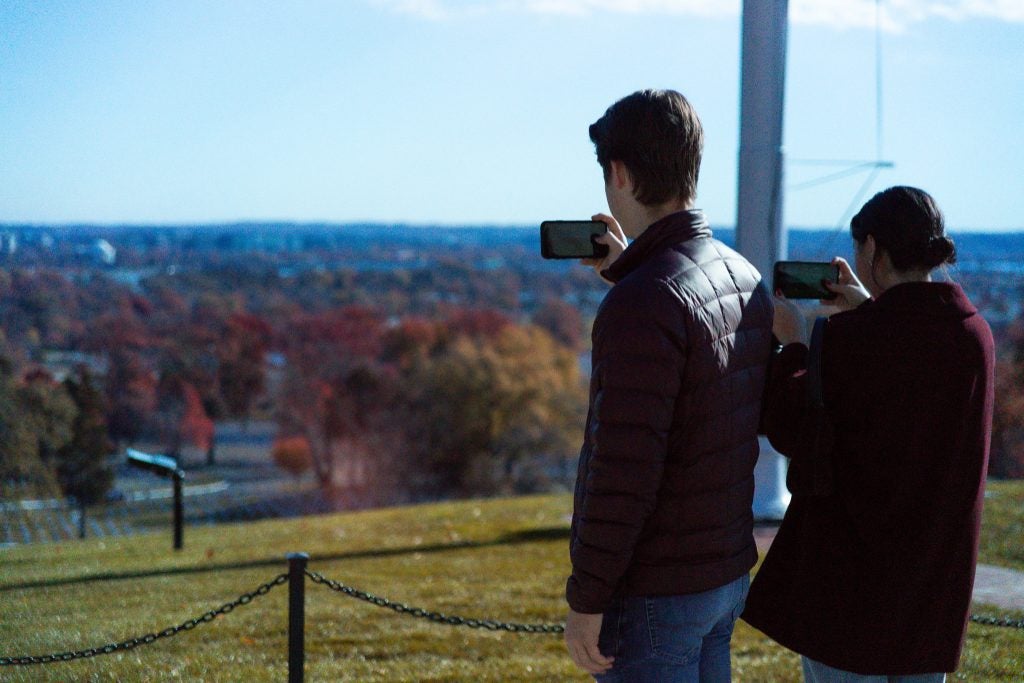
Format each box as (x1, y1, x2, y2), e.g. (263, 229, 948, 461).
(40, 350, 109, 382)
(92, 239, 116, 265)
(0, 232, 17, 255)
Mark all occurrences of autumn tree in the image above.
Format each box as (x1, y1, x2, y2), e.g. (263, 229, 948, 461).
(276, 307, 405, 505)
(0, 358, 60, 495)
(992, 316, 1024, 478)
(380, 316, 441, 370)
(218, 312, 271, 421)
(104, 348, 158, 447)
(402, 322, 586, 496)
(17, 369, 77, 472)
(154, 371, 214, 462)
(532, 297, 585, 352)
(272, 435, 313, 481)
(57, 368, 115, 538)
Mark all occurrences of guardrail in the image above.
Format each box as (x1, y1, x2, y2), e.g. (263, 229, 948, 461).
(1, 553, 1020, 681)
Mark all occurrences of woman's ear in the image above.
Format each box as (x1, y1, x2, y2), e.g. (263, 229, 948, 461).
(865, 234, 883, 289)
(867, 234, 887, 272)
(864, 234, 877, 263)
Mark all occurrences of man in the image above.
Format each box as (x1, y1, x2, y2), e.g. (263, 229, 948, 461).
(565, 89, 774, 682)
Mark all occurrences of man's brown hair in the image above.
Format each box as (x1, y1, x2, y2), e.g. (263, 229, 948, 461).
(588, 89, 703, 207)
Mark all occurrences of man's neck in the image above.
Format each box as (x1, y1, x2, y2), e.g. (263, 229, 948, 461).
(622, 198, 693, 239)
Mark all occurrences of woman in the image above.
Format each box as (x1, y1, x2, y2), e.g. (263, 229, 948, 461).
(742, 186, 995, 682)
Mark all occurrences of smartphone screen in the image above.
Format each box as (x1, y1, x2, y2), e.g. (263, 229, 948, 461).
(540, 221, 609, 260)
(773, 261, 840, 299)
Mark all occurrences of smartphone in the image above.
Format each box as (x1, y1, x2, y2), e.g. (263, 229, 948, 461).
(773, 261, 840, 300)
(540, 221, 610, 260)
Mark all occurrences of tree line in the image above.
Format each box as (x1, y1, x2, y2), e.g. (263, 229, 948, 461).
(0, 260, 590, 512)
(1, 248, 1022, 526)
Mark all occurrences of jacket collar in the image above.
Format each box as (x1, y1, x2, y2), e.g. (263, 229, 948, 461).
(868, 281, 977, 318)
(602, 209, 711, 283)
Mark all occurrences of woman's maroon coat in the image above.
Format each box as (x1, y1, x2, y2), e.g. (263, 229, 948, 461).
(742, 282, 994, 675)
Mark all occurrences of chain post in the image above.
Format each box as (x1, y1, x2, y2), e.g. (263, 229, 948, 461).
(287, 552, 309, 683)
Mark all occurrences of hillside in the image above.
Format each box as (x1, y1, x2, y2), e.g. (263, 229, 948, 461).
(1, 484, 1022, 682)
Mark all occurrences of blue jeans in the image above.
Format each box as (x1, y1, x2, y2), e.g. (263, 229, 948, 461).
(802, 657, 946, 683)
(594, 574, 749, 682)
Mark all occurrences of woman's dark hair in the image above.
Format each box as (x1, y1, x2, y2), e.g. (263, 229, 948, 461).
(588, 89, 703, 207)
(850, 186, 956, 271)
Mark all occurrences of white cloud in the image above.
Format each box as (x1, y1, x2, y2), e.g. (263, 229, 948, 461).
(370, 0, 1024, 30)
(791, 0, 1024, 31)
(369, 0, 738, 20)
(521, 0, 737, 18)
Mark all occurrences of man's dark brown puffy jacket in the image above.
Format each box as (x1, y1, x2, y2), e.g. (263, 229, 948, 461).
(566, 209, 774, 614)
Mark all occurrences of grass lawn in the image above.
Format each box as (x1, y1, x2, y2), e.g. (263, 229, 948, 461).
(1, 482, 1022, 682)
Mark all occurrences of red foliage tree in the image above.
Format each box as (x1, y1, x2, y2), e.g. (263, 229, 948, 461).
(442, 307, 513, 341)
(531, 297, 585, 352)
(276, 306, 409, 506)
(155, 372, 213, 460)
(380, 316, 440, 369)
(105, 349, 157, 447)
(218, 312, 271, 420)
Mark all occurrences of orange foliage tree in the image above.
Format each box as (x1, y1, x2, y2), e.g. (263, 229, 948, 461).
(272, 435, 313, 481)
(276, 306, 588, 502)
(401, 320, 586, 496)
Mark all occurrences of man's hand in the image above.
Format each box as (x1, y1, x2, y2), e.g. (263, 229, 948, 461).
(565, 608, 614, 676)
(581, 213, 627, 285)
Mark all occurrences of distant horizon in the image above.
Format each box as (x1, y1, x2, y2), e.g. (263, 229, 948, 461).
(2, 220, 1022, 235)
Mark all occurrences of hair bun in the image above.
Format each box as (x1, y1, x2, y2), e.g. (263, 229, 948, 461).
(926, 236, 957, 266)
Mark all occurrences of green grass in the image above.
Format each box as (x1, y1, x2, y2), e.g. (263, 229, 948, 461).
(978, 479, 1024, 572)
(1, 484, 1022, 682)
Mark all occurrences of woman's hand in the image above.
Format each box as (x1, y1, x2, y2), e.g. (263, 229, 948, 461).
(773, 293, 809, 346)
(581, 213, 627, 285)
(822, 257, 870, 312)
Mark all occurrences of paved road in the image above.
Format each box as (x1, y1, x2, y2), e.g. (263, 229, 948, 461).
(754, 525, 1024, 611)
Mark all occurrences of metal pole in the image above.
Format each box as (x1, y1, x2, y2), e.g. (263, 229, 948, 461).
(737, 0, 792, 521)
(737, 0, 789, 277)
(78, 500, 87, 539)
(287, 552, 309, 683)
(173, 470, 184, 550)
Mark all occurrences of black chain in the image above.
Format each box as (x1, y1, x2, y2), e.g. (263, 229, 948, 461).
(4, 566, 1015, 670)
(0, 573, 288, 666)
(970, 614, 1024, 629)
(304, 569, 565, 634)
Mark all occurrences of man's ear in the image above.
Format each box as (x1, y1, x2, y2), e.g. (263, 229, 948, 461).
(609, 160, 632, 192)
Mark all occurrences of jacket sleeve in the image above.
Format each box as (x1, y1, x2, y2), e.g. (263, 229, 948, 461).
(566, 282, 686, 614)
(763, 341, 810, 457)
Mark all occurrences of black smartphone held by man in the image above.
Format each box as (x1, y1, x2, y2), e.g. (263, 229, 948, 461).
(773, 261, 840, 300)
(540, 220, 610, 260)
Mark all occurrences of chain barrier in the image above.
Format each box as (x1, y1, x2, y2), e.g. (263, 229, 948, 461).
(306, 570, 1024, 634)
(970, 614, 1024, 629)
(5, 562, 1019, 671)
(0, 573, 288, 666)
(304, 569, 565, 634)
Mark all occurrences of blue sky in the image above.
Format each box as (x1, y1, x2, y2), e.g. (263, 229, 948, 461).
(1, 0, 1021, 230)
